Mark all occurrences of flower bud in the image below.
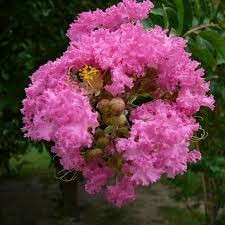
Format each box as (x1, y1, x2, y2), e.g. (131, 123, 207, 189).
(102, 115, 117, 126)
(116, 127, 130, 138)
(110, 154, 123, 170)
(104, 125, 113, 135)
(117, 114, 127, 127)
(110, 97, 125, 115)
(94, 128, 105, 139)
(86, 148, 103, 160)
(103, 114, 128, 127)
(97, 99, 111, 114)
(96, 137, 109, 149)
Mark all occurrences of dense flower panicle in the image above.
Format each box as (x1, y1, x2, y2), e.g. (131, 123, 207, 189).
(22, 0, 214, 207)
(67, 0, 153, 41)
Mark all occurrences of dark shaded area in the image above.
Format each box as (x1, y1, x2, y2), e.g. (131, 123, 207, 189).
(0, 176, 186, 225)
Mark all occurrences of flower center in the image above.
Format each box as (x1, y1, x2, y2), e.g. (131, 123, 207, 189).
(79, 65, 99, 81)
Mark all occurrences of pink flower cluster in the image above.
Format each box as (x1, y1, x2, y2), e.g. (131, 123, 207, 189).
(21, 60, 99, 170)
(21, 0, 214, 207)
(67, 0, 153, 41)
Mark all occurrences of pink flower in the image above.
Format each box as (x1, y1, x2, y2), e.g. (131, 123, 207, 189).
(21, 59, 99, 170)
(67, 0, 153, 41)
(83, 159, 114, 194)
(65, 22, 215, 109)
(106, 176, 136, 207)
(117, 101, 201, 184)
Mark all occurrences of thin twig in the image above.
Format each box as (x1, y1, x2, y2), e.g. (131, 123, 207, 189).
(183, 23, 219, 37)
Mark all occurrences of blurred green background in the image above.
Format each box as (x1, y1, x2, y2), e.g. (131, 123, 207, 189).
(0, 0, 225, 225)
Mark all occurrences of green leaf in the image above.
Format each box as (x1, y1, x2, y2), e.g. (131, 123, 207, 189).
(142, 18, 154, 29)
(199, 30, 225, 61)
(165, 7, 178, 30)
(151, 8, 163, 16)
(193, 0, 201, 21)
(209, 0, 220, 21)
(174, 0, 184, 35)
(183, 0, 193, 29)
(162, 4, 169, 29)
(188, 42, 217, 71)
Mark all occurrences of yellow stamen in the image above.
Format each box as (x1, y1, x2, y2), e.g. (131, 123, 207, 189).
(79, 65, 99, 81)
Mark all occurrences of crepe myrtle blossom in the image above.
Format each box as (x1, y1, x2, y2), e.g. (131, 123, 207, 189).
(21, 0, 214, 207)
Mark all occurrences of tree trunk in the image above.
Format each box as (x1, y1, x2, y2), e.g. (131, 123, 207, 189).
(201, 174, 219, 225)
(59, 175, 80, 217)
(49, 148, 80, 219)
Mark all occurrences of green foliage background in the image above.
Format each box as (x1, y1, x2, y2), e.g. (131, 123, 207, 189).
(0, 0, 225, 224)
